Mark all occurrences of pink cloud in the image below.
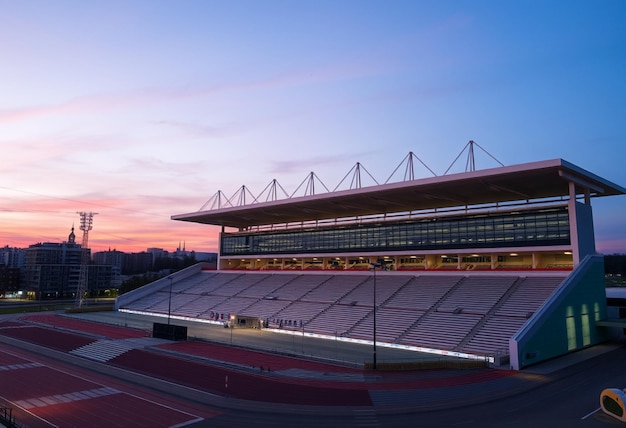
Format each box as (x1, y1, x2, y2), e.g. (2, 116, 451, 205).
(596, 238, 626, 255)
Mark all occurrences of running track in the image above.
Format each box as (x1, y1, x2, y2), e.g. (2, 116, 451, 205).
(0, 346, 217, 427)
(0, 314, 518, 426)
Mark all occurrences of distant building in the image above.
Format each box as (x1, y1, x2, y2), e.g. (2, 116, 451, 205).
(0, 235, 212, 297)
(0, 245, 25, 269)
(0, 264, 20, 297)
(22, 227, 112, 299)
(194, 252, 217, 263)
(92, 249, 124, 288)
(147, 245, 215, 264)
(93, 246, 214, 281)
(0, 246, 24, 297)
(147, 247, 168, 261)
(122, 252, 153, 275)
(171, 242, 216, 263)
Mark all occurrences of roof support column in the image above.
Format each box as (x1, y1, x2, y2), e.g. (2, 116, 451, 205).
(567, 181, 581, 266)
(567, 181, 597, 266)
(217, 225, 225, 269)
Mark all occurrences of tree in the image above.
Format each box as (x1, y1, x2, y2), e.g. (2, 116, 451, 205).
(605, 254, 626, 276)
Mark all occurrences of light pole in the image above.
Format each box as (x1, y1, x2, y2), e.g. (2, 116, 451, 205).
(230, 314, 235, 344)
(167, 276, 173, 325)
(370, 261, 381, 370)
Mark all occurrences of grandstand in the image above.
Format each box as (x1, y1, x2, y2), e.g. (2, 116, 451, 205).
(116, 154, 625, 370)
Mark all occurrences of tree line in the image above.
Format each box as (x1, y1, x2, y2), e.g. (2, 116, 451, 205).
(605, 254, 626, 276)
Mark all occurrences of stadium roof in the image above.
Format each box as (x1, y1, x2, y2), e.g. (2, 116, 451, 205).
(172, 159, 626, 229)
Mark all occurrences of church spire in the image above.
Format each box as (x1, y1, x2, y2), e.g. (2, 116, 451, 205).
(68, 224, 76, 244)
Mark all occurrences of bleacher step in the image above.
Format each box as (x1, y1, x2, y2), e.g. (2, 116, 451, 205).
(70, 337, 171, 362)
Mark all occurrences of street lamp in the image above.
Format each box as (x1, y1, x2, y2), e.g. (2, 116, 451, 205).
(370, 261, 382, 370)
(167, 276, 173, 325)
(230, 314, 235, 344)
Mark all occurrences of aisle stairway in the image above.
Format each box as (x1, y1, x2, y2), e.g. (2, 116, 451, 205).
(70, 337, 171, 362)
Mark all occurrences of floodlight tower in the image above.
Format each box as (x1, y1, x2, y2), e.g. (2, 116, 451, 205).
(75, 211, 97, 307)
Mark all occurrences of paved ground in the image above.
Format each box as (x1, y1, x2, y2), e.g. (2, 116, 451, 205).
(66, 310, 490, 366)
(0, 310, 624, 427)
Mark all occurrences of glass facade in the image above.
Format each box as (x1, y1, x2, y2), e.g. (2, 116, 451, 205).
(221, 207, 570, 256)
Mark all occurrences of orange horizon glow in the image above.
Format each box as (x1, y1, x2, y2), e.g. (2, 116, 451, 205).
(0, 224, 220, 254)
(0, 121, 228, 253)
(0, 195, 221, 254)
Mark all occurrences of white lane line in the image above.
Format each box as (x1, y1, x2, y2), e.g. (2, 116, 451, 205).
(14, 386, 121, 409)
(0, 362, 44, 370)
(170, 417, 206, 428)
(1, 344, 205, 422)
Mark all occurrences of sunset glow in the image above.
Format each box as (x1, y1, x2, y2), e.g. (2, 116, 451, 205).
(1, 1, 625, 254)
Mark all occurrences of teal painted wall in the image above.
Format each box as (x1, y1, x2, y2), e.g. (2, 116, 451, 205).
(512, 255, 608, 369)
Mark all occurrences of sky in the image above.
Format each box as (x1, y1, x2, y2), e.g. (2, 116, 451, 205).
(1, 0, 625, 254)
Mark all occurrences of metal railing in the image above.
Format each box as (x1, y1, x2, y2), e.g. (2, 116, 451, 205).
(0, 407, 26, 428)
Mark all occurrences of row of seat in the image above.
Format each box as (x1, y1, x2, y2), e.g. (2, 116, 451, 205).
(120, 271, 566, 356)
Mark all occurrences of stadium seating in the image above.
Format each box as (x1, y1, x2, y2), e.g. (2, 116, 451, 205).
(119, 271, 566, 358)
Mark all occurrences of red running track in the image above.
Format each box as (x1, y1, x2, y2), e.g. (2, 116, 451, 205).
(156, 341, 514, 391)
(1, 315, 516, 406)
(0, 325, 94, 352)
(0, 319, 373, 406)
(20, 314, 148, 339)
(0, 348, 211, 428)
(112, 348, 373, 406)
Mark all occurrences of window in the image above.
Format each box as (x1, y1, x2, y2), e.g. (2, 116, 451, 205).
(220, 207, 570, 256)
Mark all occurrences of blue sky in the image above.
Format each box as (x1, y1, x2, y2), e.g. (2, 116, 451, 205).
(1, 0, 625, 253)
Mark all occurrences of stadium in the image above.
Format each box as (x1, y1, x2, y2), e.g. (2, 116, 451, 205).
(116, 145, 625, 371)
